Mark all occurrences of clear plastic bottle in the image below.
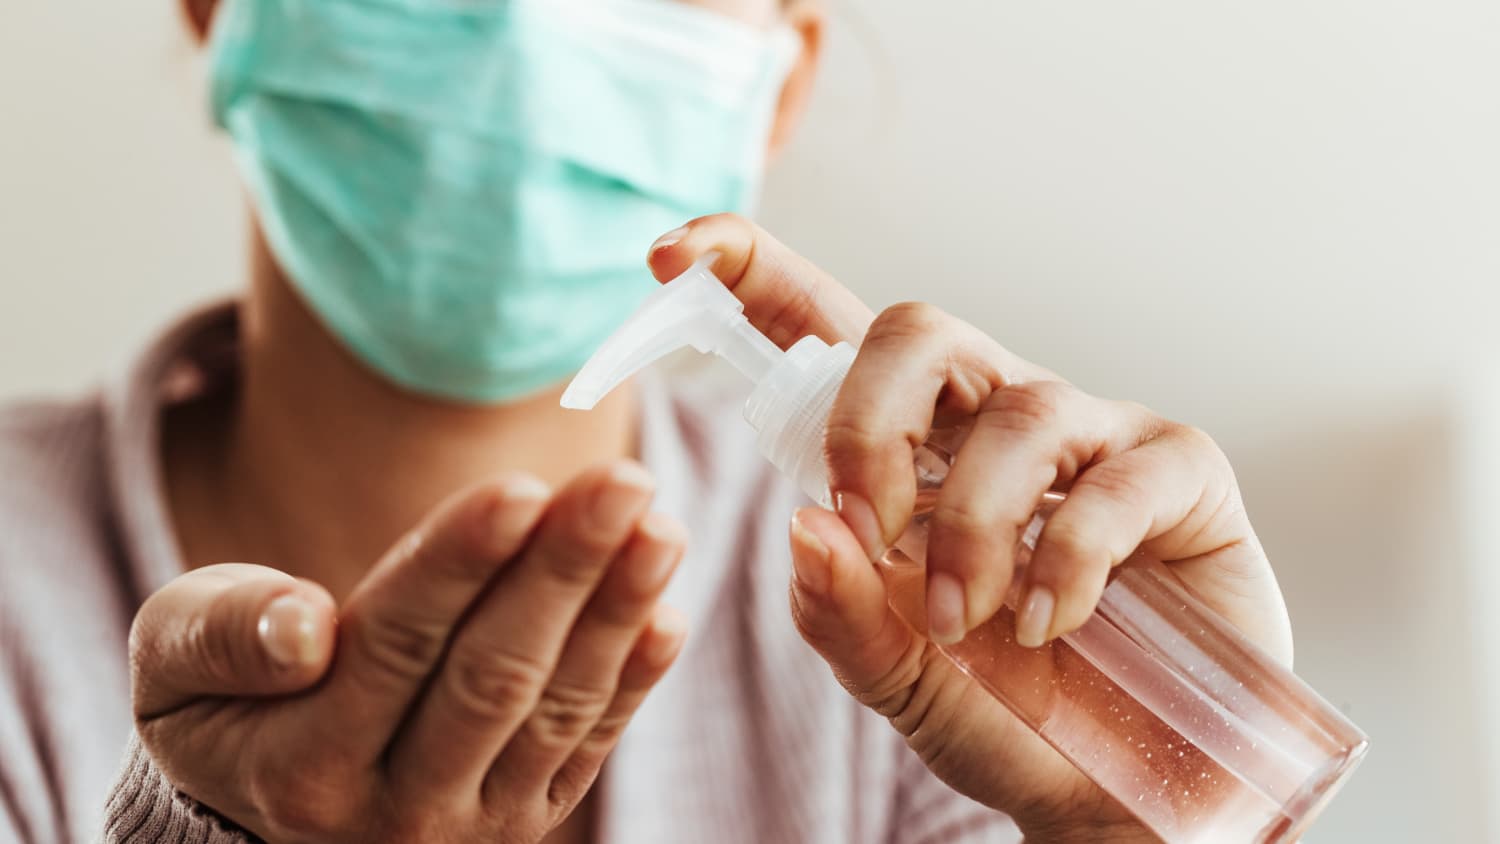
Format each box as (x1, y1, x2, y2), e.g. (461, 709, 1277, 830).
(876, 428, 1368, 842)
(562, 255, 1368, 843)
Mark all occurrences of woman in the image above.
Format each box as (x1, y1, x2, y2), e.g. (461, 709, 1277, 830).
(0, 0, 1292, 841)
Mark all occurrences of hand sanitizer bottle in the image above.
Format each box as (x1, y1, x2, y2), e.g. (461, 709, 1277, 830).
(561, 255, 1368, 844)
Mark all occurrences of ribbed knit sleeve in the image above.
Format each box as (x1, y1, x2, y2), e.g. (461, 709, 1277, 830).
(100, 735, 253, 844)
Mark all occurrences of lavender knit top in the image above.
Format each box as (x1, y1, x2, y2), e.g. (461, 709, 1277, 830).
(0, 303, 1016, 843)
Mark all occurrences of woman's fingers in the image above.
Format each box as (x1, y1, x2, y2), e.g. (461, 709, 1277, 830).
(530, 604, 688, 811)
(316, 475, 552, 758)
(1024, 428, 1289, 661)
(485, 511, 686, 802)
(924, 383, 1160, 644)
(822, 303, 1055, 564)
(385, 461, 654, 799)
(645, 217, 1274, 667)
(1021, 431, 1208, 645)
(646, 213, 875, 350)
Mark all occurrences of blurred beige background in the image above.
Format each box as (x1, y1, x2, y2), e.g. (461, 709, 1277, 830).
(3, 1, 1498, 840)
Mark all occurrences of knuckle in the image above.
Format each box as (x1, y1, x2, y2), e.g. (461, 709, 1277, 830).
(1033, 522, 1112, 631)
(1114, 398, 1176, 443)
(1036, 518, 1103, 570)
(565, 710, 635, 776)
(854, 638, 928, 721)
(589, 587, 652, 628)
(765, 272, 823, 344)
(1076, 461, 1151, 506)
(693, 211, 740, 227)
(1115, 399, 1160, 426)
(1171, 424, 1245, 498)
(404, 521, 496, 585)
(352, 612, 444, 685)
(929, 496, 992, 543)
(539, 543, 613, 589)
(872, 301, 947, 337)
(866, 645, 952, 741)
(864, 683, 916, 725)
(981, 380, 1073, 433)
(446, 648, 551, 724)
(1175, 423, 1228, 461)
(526, 680, 615, 750)
(822, 417, 885, 460)
(585, 707, 634, 744)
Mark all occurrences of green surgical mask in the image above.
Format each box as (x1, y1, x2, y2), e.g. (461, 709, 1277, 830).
(209, 0, 798, 403)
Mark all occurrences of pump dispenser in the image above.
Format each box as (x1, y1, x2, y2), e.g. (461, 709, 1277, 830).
(563, 255, 1368, 844)
(563, 253, 855, 506)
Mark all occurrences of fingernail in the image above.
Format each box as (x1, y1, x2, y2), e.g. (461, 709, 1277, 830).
(930, 575, 966, 647)
(258, 594, 319, 668)
(649, 226, 690, 256)
(790, 511, 831, 596)
(645, 608, 688, 665)
(1015, 584, 1056, 649)
(488, 475, 551, 549)
(926, 572, 967, 645)
(834, 491, 885, 562)
(502, 473, 552, 505)
(593, 462, 655, 531)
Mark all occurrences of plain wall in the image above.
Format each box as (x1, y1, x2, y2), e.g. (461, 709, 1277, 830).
(3, 1, 1498, 840)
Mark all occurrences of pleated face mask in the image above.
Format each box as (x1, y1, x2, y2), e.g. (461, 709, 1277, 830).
(209, 0, 798, 402)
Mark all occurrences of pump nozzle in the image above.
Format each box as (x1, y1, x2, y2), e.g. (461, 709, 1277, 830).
(563, 252, 856, 505)
(560, 252, 784, 410)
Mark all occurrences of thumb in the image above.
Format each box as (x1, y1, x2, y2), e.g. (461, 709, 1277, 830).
(130, 563, 337, 719)
(788, 508, 923, 712)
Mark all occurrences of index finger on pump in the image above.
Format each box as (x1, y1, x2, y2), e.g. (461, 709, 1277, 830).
(646, 213, 875, 351)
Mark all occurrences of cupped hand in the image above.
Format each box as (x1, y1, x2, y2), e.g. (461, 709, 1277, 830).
(129, 462, 686, 844)
(648, 216, 1292, 841)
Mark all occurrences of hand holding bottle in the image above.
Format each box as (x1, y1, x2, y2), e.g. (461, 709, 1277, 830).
(648, 215, 1296, 841)
(129, 464, 685, 843)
